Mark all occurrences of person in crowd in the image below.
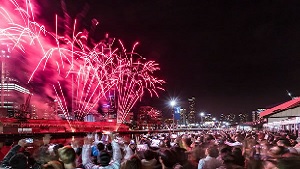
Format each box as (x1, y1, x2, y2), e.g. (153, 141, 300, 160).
(204, 134, 215, 146)
(251, 142, 262, 161)
(82, 134, 122, 169)
(5, 129, 300, 169)
(181, 136, 192, 152)
(0, 139, 28, 169)
(51, 144, 64, 161)
(172, 146, 195, 169)
(217, 154, 243, 169)
(141, 149, 157, 169)
(106, 143, 114, 157)
(275, 156, 300, 169)
(268, 145, 289, 158)
(190, 146, 205, 169)
(276, 138, 298, 154)
(92, 142, 105, 164)
(231, 147, 244, 167)
(33, 134, 53, 169)
(124, 140, 136, 161)
(217, 146, 231, 162)
(58, 145, 77, 169)
(158, 149, 177, 169)
(224, 135, 243, 147)
(121, 154, 142, 169)
(75, 146, 83, 168)
(43, 160, 64, 169)
(198, 146, 222, 169)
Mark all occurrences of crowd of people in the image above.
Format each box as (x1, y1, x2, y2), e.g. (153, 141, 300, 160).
(0, 129, 300, 169)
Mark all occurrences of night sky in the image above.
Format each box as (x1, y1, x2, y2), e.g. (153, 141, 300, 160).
(39, 0, 300, 117)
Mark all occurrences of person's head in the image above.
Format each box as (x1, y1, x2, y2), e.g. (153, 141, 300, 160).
(99, 151, 111, 166)
(97, 142, 105, 151)
(53, 144, 64, 158)
(232, 147, 242, 157)
(234, 135, 243, 142)
(205, 134, 214, 142)
(258, 133, 265, 140)
(164, 139, 171, 148)
(192, 146, 205, 162)
(9, 153, 28, 169)
(289, 139, 297, 146)
(75, 147, 82, 156)
(182, 137, 192, 147)
(58, 146, 76, 165)
(106, 143, 112, 151)
(143, 150, 155, 161)
(206, 146, 219, 158)
(43, 160, 64, 169)
(219, 146, 232, 159)
(123, 155, 142, 169)
(268, 146, 288, 157)
(277, 139, 291, 147)
(221, 154, 235, 164)
(129, 143, 137, 153)
(173, 164, 184, 169)
(159, 149, 176, 168)
(277, 156, 300, 169)
(43, 134, 52, 145)
(170, 147, 188, 164)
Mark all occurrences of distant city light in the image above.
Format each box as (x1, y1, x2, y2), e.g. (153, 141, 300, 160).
(170, 100, 176, 107)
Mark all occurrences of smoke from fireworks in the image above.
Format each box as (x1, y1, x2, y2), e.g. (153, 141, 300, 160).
(0, 0, 164, 129)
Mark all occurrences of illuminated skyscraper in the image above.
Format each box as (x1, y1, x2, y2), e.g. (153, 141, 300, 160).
(179, 108, 187, 126)
(220, 114, 225, 121)
(0, 43, 31, 118)
(225, 114, 236, 123)
(252, 109, 264, 122)
(188, 97, 196, 124)
(238, 113, 248, 123)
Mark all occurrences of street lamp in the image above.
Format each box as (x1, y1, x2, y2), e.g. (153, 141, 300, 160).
(169, 100, 176, 132)
(212, 117, 216, 128)
(170, 100, 176, 107)
(200, 112, 205, 126)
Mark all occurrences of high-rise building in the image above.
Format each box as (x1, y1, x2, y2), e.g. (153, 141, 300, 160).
(205, 113, 212, 122)
(220, 114, 225, 121)
(225, 114, 236, 123)
(174, 106, 181, 123)
(0, 43, 31, 118)
(188, 97, 196, 124)
(179, 108, 187, 126)
(238, 113, 248, 123)
(252, 109, 264, 122)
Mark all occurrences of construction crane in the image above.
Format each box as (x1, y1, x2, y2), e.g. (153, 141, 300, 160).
(15, 93, 32, 121)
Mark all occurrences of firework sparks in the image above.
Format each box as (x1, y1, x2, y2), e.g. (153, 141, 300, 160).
(0, 0, 165, 129)
(115, 41, 165, 129)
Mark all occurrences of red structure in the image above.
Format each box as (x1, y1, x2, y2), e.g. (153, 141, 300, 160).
(0, 118, 128, 135)
(260, 97, 300, 117)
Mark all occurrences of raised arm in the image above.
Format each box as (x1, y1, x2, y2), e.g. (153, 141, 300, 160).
(1, 139, 26, 168)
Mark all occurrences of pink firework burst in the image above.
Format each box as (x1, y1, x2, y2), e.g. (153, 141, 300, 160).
(115, 41, 165, 127)
(0, 0, 165, 128)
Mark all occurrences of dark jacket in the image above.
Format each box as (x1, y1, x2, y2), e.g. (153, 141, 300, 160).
(0, 145, 22, 168)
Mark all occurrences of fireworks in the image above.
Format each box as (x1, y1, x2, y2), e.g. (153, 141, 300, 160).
(115, 41, 164, 125)
(0, 0, 164, 129)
